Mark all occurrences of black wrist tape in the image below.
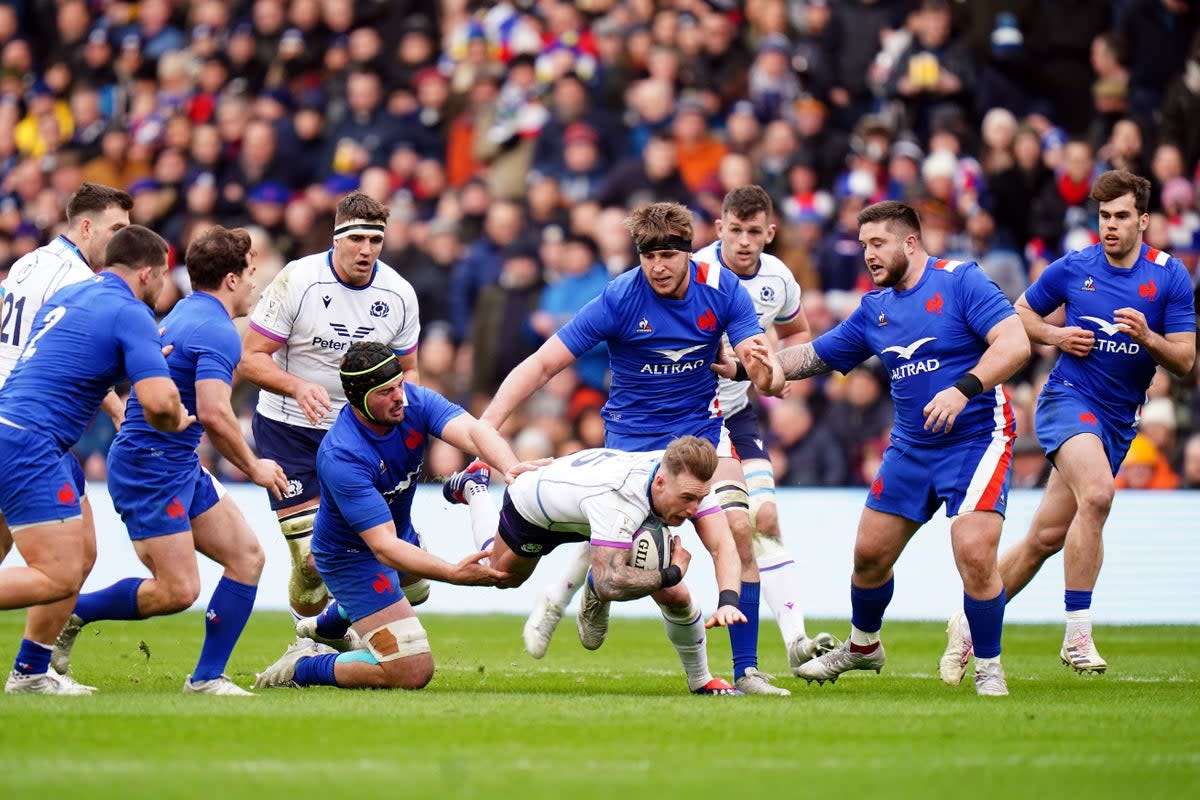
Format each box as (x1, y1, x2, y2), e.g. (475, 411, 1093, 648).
(718, 589, 740, 610)
(659, 565, 683, 588)
(953, 373, 984, 399)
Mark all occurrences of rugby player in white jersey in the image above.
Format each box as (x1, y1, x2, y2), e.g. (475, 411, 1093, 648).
(695, 186, 837, 684)
(0, 182, 131, 693)
(239, 192, 421, 626)
(442, 436, 747, 694)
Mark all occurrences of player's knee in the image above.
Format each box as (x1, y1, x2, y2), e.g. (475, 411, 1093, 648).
(753, 501, 780, 537)
(1077, 484, 1114, 518)
(363, 616, 431, 683)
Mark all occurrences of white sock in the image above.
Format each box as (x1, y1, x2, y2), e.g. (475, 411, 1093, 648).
(758, 558, 808, 646)
(660, 602, 711, 691)
(975, 655, 1001, 668)
(545, 541, 591, 608)
(465, 481, 499, 559)
(849, 625, 880, 647)
(1065, 609, 1092, 642)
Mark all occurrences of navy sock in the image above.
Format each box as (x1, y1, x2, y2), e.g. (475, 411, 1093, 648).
(293, 653, 339, 686)
(192, 576, 257, 682)
(729, 581, 760, 680)
(74, 577, 144, 623)
(964, 587, 1006, 659)
(850, 577, 894, 633)
(13, 639, 52, 675)
(1064, 589, 1092, 612)
(314, 600, 350, 639)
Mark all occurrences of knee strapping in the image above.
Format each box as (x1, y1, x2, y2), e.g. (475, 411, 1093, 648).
(658, 600, 700, 626)
(402, 578, 430, 607)
(280, 508, 326, 604)
(752, 530, 790, 563)
(362, 617, 430, 662)
(714, 480, 749, 514)
(743, 462, 776, 523)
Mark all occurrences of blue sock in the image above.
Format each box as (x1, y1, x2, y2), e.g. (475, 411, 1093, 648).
(191, 576, 257, 682)
(850, 577, 894, 633)
(13, 639, 52, 675)
(74, 577, 145, 623)
(293, 653, 339, 686)
(964, 588, 1006, 659)
(729, 581, 760, 680)
(1064, 589, 1092, 612)
(314, 600, 351, 639)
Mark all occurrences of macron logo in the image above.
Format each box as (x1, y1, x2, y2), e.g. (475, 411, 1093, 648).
(882, 337, 936, 360)
(653, 344, 707, 362)
(1080, 316, 1121, 336)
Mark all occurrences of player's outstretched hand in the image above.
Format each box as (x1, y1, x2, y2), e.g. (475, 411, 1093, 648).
(250, 458, 289, 501)
(450, 549, 512, 586)
(1114, 307, 1150, 344)
(709, 343, 740, 379)
(504, 458, 552, 483)
(705, 604, 747, 629)
(294, 381, 334, 425)
(668, 534, 691, 578)
(923, 386, 969, 433)
(1054, 325, 1096, 357)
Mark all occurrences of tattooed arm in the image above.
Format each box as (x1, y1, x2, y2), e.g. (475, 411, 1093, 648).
(775, 342, 833, 381)
(588, 541, 689, 601)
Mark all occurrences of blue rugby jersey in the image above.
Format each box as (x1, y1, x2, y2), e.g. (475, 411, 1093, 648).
(814, 257, 1017, 446)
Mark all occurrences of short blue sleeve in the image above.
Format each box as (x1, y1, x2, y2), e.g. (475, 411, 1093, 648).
(405, 384, 467, 438)
(724, 279, 765, 347)
(812, 305, 874, 374)
(957, 263, 1016, 340)
(557, 292, 618, 357)
(193, 324, 241, 384)
(114, 303, 170, 384)
(320, 447, 393, 534)
(1165, 264, 1198, 334)
(1023, 256, 1071, 317)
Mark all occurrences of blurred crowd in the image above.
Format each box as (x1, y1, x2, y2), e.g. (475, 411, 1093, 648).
(1, 0, 1198, 491)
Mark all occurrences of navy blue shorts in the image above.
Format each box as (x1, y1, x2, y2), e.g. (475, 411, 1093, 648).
(1035, 381, 1135, 477)
(717, 405, 769, 461)
(496, 491, 584, 557)
(312, 523, 422, 622)
(252, 413, 326, 510)
(0, 423, 85, 528)
(106, 442, 223, 540)
(866, 434, 1013, 524)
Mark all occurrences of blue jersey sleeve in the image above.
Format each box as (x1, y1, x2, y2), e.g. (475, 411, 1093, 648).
(321, 447, 393, 535)
(812, 304, 873, 374)
(1164, 264, 1197, 334)
(114, 303, 170, 384)
(192, 324, 241, 384)
(957, 263, 1016, 340)
(724, 278, 765, 347)
(406, 385, 467, 438)
(557, 291, 618, 357)
(1023, 256, 1071, 317)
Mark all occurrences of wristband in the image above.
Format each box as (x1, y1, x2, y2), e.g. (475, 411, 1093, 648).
(731, 361, 749, 382)
(659, 565, 683, 589)
(718, 589, 739, 610)
(952, 373, 984, 399)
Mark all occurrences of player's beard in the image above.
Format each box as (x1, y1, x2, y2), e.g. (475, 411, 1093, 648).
(1102, 228, 1140, 263)
(868, 250, 908, 288)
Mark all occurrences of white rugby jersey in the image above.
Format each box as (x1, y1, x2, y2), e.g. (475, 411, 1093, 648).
(693, 241, 802, 416)
(248, 250, 420, 430)
(507, 447, 721, 547)
(0, 236, 95, 387)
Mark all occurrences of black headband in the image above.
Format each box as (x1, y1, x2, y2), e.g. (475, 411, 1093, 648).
(340, 354, 404, 421)
(636, 236, 693, 254)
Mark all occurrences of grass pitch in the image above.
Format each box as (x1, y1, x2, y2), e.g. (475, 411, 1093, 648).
(0, 611, 1195, 800)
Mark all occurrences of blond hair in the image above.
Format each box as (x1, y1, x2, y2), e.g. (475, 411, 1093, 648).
(661, 435, 718, 482)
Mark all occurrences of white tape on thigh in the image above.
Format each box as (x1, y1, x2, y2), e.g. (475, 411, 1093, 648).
(279, 509, 326, 604)
(714, 480, 749, 514)
(363, 617, 430, 662)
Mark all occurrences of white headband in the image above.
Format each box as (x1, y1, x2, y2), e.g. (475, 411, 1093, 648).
(333, 218, 387, 240)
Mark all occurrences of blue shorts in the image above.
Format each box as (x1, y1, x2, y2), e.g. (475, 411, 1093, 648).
(1035, 381, 1135, 477)
(252, 413, 326, 510)
(312, 523, 422, 622)
(0, 423, 85, 528)
(496, 491, 583, 557)
(717, 405, 769, 461)
(604, 416, 721, 452)
(106, 442, 223, 540)
(866, 434, 1013, 524)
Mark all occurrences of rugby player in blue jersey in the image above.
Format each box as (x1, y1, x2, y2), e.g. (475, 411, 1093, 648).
(730, 201, 1031, 696)
(253, 342, 538, 690)
(51, 227, 290, 695)
(0, 225, 191, 695)
(477, 201, 784, 693)
(940, 170, 1195, 679)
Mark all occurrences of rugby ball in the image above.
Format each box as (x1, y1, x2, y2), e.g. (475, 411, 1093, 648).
(631, 521, 671, 571)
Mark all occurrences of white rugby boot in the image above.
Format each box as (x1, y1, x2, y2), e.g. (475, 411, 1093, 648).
(974, 660, 1009, 697)
(184, 674, 254, 696)
(576, 579, 610, 651)
(938, 610, 973, 686)
(523, 588, 565, 659)
(794, 640, 886, 685)
(787, 632, 839, 675)
(734, 667, 791, 696)
(1060, 630, 1107, 674)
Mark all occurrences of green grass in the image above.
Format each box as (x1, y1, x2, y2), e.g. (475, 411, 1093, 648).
(0, 611, 1196, 800)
